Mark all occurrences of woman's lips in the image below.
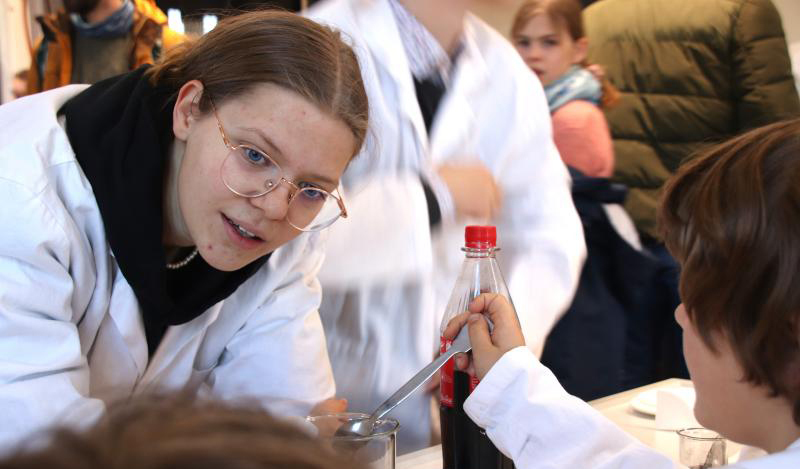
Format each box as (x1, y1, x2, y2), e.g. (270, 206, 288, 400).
(222, 214, 265, 249)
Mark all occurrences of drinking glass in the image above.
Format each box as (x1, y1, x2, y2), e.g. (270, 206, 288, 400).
(677, 427, 727, 468)
(306, 412, 399, 469)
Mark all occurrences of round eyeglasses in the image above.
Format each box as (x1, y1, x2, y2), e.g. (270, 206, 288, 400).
(211, 99, 347, 232)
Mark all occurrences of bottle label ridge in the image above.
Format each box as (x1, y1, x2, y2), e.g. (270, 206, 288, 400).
(440, 336, 454, 407)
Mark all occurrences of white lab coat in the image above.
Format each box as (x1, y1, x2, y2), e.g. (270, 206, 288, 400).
(0, 86, 336, 451)
(307, 0, 586, 453)
(466, 346, 800, 469)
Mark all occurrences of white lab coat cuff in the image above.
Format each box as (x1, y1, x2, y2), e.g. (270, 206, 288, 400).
(464, 346, 545, 461)
(464, 346, 540, 430)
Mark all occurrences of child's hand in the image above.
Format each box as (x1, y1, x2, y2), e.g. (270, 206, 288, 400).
(309, 398, 348, 416)
(442, 293, 525, 380)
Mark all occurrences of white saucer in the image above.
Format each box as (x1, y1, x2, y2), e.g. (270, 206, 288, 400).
(630, 388, 658, 416)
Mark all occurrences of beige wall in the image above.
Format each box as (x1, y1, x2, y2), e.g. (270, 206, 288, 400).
(470, 0, 524, 39)
(773, 0, 800, 94)
(0, 0, 30, 103)
(0, 0, 58, 103)
(774, 0, 800, 44)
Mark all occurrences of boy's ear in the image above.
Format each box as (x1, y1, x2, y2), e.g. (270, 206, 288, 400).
(173, 80, 204, 141)
(780, 320, 800, 389)
(786, 343, 800, 393)
(573, 37, 589, 65)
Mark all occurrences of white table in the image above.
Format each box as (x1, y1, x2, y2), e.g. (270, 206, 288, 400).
(397, 378, 739, 468)
(588, 377, 694, 462)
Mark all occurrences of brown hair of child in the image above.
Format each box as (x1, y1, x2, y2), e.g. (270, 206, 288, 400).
(0, 394, 367, 469)
(659, 118, 800, 424)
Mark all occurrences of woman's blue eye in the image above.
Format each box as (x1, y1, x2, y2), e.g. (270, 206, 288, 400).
(242, 147, 268, 165)
(298, 183, 328, 202)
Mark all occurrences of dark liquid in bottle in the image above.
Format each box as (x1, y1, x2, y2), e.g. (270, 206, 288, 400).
(440, 370, 514, 469)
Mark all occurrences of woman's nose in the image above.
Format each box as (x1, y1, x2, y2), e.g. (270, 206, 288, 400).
(251, 182, 292, 221)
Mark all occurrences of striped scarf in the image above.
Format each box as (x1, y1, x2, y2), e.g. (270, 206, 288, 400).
(544, 65, 602, 113)
(71, 0, 134, 38)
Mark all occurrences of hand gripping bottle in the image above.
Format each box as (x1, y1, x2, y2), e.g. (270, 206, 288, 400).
(439, 226, 515, 469)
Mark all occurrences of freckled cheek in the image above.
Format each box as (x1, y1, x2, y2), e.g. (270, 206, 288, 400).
(195, 163, 231, 219)
(202, 157, 225, 192)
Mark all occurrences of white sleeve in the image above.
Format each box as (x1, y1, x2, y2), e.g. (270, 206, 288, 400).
(488, 64, 586, 357)
(465, 347, 681, 469)
(316, 171, 434, 287)
(307, 2, 439, 288)
(202, 234, 336, 417)
(0, 181, 105, 451)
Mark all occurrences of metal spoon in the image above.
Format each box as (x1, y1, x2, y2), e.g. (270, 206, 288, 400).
(699, 439, 724, 468)
(335, 324, 473, 438)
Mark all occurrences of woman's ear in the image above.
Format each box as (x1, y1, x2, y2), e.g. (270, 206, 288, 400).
(173, 80, 204, 141)
(573, 37, 589, 65)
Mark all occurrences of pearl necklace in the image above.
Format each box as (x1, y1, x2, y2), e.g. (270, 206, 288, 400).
(166, 248, 199, 270)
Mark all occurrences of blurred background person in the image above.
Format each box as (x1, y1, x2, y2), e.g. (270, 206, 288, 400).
(584, 0, 800, 387)
(511, 0, 615, 178)
(26, 0, 184, 94)
(0, 394, 367, 469)
(510, 0, 657, 401)
(10, 70, 27, 99)
(307, 0, 586, 454)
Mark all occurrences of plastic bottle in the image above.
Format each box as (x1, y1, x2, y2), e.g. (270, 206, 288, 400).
(439, 225, 515, 469)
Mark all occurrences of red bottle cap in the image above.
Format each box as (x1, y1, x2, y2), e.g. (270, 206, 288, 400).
(465, 225, 496, 248)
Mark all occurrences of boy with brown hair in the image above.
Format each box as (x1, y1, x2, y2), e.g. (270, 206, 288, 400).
(443, 118, 800, 468)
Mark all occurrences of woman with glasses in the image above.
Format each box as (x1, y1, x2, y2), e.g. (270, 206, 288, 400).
(0, 10, 367, 450)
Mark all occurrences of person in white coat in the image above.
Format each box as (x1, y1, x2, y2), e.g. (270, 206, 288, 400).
(306, 0, 586, 453)
(442, 119, 800, 469)
(0, 11, 368, 451)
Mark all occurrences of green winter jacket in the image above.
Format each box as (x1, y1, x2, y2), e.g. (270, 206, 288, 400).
(585, 0, 800, 239)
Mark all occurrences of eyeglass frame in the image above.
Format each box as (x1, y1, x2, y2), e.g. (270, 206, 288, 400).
(208, 96, 348, 232)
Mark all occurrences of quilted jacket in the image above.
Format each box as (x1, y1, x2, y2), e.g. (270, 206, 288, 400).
(585, 0, 800, 238)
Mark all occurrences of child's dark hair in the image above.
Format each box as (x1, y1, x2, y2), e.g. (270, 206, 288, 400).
(659, 118, 800, 424)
